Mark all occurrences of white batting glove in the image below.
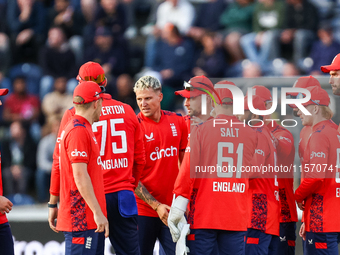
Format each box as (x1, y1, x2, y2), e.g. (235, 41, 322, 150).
(168, 194, 189, 242)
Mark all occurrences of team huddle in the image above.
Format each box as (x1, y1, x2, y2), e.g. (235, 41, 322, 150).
(42, 53, 340, 255)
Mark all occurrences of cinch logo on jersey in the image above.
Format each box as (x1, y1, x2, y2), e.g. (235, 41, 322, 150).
(170, 123, 178, 136)
(310, 151, 326, 159)
(150, 146, 178, 161)
(71, 149, 87, 157)
(279, 136, 292, 143)
(255, 149, 265, 156)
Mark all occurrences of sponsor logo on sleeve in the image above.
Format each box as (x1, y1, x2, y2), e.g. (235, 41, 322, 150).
(310, 151, 326, 159)
(71, 149, 88, 157)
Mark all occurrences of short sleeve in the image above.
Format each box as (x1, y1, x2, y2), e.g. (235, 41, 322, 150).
(66, 127, 91, 164)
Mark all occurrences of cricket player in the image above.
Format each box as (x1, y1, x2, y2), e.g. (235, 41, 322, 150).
(295, 86, 340, 254)
(251, 85, 297, 255)
(175, 75, 215, 129)
(57, 81, 108, 254)
(168, 86, 258, 255)
(239, 95, 280, 255)
(286, 77, 337, 248)
(0, 88, 14, 255)
(48, 61, 146, 255)
(133, 76, 188, 255)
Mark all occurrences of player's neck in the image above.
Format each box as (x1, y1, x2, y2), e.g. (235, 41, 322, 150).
(312, 116, 327, 128)
(147, 109, 162, 123)
(75, 110, 94, 125)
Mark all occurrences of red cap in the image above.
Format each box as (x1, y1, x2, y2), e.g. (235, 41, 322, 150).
(244, 95, 266, 111)
(0, 89, 8, 96)
(175, 76, 214, 98)
(214, 80, 236, 102)
(73, 81, 104, 104)
(289, 76, 321, 97)
(301, 86, 330, 107)
(321, 53, 340, 73)
(77, 61, 107, 86)
(247, 85, 272, 102)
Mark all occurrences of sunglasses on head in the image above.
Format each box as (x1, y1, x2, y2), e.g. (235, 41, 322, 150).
(78, 74, 107, 86)
(183, 81, 222, 105)
(296, 92, 321, 106)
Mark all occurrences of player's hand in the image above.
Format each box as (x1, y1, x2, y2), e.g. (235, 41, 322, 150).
(156, 204, 171, 226)
(299, 222, 306, 241)
(94, 212, 109, 238)
(168, 195, 189, 242)
(0, 196, 13, 214)
(297, 201, 305, 211)
(48, 207, 59, 233)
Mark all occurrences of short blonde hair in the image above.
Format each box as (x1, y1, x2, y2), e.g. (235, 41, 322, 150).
(134, 76, 162, 93)
(320, 105, 333, 119)
(73, 96, 92, 110)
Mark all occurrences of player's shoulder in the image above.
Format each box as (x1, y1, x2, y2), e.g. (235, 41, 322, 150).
(162, 110, 183, 118)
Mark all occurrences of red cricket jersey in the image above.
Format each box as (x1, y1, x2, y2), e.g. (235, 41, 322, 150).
(50, 106, 75, 196)
(268, 121, 297, 223)
(0, 153, 7, 224)
(174, 115, 257, 231)
(92, 95, 146, 193)
(248, 125, 280, 236)
(136, 110, 188, 217)
(295, 120, 340, 233)
(57, 115, 106, 232)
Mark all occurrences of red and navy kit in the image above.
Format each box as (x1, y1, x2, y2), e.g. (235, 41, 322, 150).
(92, 95, 146, 193)
(174, 115, 258, 231)
(0, 153, 7, 225)
(57, 115, 106, 232)
(268, 121, 297, 223)
(50, 106, 75, 196)
(136, 110, 188, 217)
(248, 125, 280, 236)
(295, 120, 340, 233)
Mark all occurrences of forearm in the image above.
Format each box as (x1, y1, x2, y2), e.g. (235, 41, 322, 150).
(135, 181, 160, 210)
(49, 194, 59, 204)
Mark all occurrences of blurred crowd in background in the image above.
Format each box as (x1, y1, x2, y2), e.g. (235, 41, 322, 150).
(0, 0, 338, 204)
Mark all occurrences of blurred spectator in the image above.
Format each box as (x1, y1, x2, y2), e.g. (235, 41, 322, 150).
(193, 32, 227, 77)
(2, 121, 37, 196)
(144, 0, 195, 67)
(0, 0, 10, 76)
(47, 0, 86, 38)
(240, 0, 285, 71)
(95, 0, 127, 37)
(308, 23, 340, 76)
(220, 0, 255, 63)
(282, 62, 300, 76)
(7, 0, 47, 64)
(3, 76, 40, 125)
(187, 0, 226, 41)
(85, 26, 128, 94)
(35, 117, 60, 203)
(152, 24, 194, 89)
(80, 0, 98, 23)
(280, 0, 318, 65)
(242, 61, 262, 77)
(41, 77, 73, 125)
(47, 0, 87, 66)
(39, 26, 77, 100)
(115, 74, 138, 111)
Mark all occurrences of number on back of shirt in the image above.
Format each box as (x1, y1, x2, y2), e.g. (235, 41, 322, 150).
(217, 142, 243, 178)
(92, 118, 127, 156)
